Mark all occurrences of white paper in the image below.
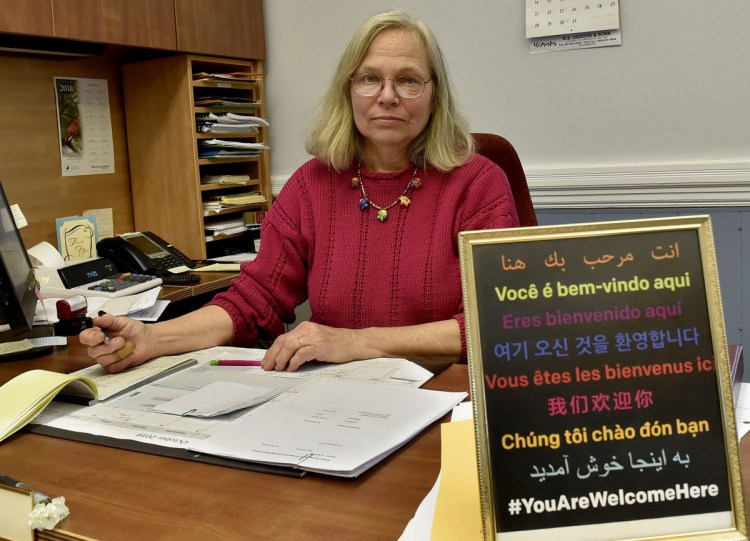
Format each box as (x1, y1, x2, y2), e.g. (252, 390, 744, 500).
(526, 0, 620, 38)
(28, 241, 66, 269)
(398, 474, 440, 541)
(734, 382, 750, 441)
(10, 204, 28, 229)
(81, 208, 114, 240)
(128, 299, 169, 322)
(398, 401, 474, 540)
(153, 381, 274, 417)
(190, 378, 466, 477)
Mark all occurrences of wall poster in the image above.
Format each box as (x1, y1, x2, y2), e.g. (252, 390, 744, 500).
(54, 77, 115, 177)
(459, 216, 746, 541)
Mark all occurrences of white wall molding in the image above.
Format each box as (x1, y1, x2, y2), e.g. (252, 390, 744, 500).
(272, 159, 750, 209)
(525, 159, 750, 209)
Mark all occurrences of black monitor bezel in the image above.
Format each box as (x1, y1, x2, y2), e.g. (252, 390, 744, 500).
(0, 181, 38, 335)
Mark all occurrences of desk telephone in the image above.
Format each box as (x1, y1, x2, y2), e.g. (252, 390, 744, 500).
(96, 232, 199, 285)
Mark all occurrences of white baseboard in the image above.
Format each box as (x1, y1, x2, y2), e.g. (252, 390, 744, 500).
(272, 158, 750, 209)
(525, 159, 750, 209)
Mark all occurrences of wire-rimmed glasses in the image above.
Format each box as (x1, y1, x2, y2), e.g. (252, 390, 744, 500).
(350, 74, 432, 99)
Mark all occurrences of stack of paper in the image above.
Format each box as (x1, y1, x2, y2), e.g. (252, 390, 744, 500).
(190, 378, 466, 477)
(205, 218, 249, 238)
(196, 113, 269, 133)
(26, 350, 460, 478)
(198, 139, 269, 158)
(201, 174, 253, 186)
(193, 71, 257, 82)
(194, 96, 260, 108)
(215, 193, 265, 205)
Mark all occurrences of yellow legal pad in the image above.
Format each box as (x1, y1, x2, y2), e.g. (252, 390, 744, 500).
(0, 370, 97, 443)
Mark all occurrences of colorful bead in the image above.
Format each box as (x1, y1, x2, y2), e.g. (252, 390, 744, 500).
(355, 161, 421, 223)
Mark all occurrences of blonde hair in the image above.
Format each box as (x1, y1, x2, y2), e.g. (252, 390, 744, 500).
(305, 9, 474, 172)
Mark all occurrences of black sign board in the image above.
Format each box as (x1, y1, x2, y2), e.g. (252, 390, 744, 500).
(459, 216, 746, 541)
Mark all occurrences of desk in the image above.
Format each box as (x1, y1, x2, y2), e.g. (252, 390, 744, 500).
(2, 347, 749, 540)
(157, 270, 238, 320)
(158, 271, 238, 303)
(0, 342, 465, 541)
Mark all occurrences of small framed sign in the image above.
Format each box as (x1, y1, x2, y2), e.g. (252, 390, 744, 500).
(459, 216, 746, 541)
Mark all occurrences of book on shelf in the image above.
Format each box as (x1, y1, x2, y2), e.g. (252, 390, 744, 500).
(244, 210, 266, 225)
(0, 355, 196, 443)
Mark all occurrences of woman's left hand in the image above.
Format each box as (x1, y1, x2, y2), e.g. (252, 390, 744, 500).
(261, 321, 357, 372)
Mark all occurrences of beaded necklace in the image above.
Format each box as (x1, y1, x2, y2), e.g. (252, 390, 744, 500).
(351, 162, 422, 222)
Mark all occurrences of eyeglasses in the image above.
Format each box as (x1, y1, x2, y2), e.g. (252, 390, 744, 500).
(350, 74, 432, 99)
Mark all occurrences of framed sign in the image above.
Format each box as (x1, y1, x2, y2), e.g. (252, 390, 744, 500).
(459, 216, 746, 541)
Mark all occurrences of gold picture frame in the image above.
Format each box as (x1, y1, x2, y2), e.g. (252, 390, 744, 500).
(459, 215, 746, 541)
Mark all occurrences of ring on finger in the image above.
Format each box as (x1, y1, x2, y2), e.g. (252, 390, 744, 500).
(298, 337, 305, 348)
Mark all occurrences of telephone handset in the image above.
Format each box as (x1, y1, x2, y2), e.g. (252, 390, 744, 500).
(96, 232, 199, 285)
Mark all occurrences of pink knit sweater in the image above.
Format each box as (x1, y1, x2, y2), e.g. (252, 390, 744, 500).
(208, 153, 519, 360)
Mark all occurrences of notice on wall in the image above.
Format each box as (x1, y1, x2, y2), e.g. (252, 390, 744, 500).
(526, 0, 621, 53)
(459, 216, 746, 541)
(54, 77, 115, 177)
(530, 29, 621, 53)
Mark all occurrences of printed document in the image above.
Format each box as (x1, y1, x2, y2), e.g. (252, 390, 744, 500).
(190, 377, 466, 477)
(29, 347, 449, 477)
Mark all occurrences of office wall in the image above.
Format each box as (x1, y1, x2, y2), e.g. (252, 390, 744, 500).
(263, 1, 750, 205)
(266, 1, 750, 359)
(0, 48, 135, 250)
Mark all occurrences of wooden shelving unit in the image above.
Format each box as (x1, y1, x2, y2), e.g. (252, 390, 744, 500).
(122, 54, 270, 260)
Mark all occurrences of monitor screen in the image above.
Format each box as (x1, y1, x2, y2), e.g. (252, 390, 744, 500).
(0, 181, 38, 335)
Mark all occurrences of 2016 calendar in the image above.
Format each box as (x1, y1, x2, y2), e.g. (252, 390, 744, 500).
(526, 0, 620, 38)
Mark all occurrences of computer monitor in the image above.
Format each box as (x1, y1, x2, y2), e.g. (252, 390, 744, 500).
(0, 181, 52, 358)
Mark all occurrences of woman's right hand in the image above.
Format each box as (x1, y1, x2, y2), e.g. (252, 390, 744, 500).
(78, 313, 154, 373)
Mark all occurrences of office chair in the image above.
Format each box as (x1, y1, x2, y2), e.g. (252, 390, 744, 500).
(472, 133, 538, 227)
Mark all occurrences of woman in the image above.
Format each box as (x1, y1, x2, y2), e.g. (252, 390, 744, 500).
(80, 9, 519, 372)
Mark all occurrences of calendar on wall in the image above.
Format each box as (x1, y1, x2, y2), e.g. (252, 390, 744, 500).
(526, 0, 620, 38)
(526, 0, 621, 53)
